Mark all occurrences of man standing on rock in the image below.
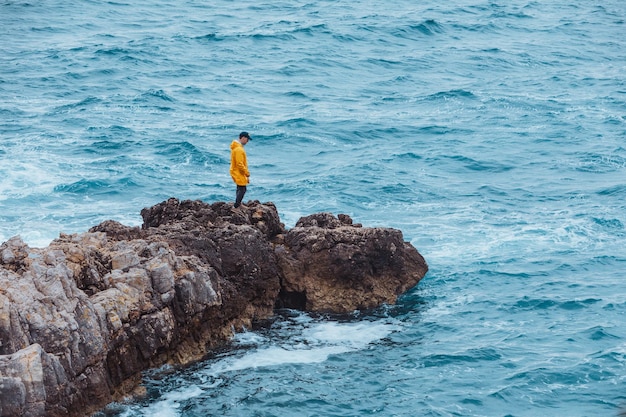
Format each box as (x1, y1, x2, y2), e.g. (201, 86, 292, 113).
(230, 131, 251, 209)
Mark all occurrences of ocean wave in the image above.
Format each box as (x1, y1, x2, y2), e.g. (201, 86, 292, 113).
(591, 216, 624, 230)
(583, 326, 621, 341)
(425, 89, 477, 101)
(53, 96, 103, 112)
(417, 125, 475, 136)
(444, 154, 514, 173)
(574, 152, 626, 173)
(153, 140, 223, 166)
(512, 297, 602, 312)
(422, 348, 502, 367)
(134, 89, 176, 103)
(391, 19, 445, 38)
(53, 176, 140, 196)
(192, 33, 220, 42)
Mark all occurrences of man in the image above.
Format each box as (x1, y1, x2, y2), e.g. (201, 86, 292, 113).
(230, 131, 251, 208)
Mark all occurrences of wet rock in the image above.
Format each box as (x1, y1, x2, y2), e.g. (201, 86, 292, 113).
(0, 199, 428, 416)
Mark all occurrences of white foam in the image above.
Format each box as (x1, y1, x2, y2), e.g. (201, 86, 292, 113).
(303, 320, 399, 347)
(132, 385, 205, 417)
(124, 316, 400, 416)
(212, 344, 352, 373)
(231, 328, 268, 346)
(212, 319, 399, 375)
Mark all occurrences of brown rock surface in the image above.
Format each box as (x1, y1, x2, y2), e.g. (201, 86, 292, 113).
(0, 198, 427, 417)
(277, 212, 428, 313)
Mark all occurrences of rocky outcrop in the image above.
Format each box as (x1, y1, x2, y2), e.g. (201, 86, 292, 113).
(0, 199, 427, 417)
(277, 212, 427, 312)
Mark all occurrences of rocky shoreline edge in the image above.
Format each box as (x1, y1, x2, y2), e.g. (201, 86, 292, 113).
(0, 198, 428, 417)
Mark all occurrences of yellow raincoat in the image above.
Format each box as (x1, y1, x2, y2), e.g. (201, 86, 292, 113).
(230, 140, 250, 185)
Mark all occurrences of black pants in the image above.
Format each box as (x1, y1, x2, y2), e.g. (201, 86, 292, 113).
(235, 185, 247, 208)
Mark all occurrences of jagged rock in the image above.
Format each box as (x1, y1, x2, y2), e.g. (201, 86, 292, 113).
(276, 213, 427, 312)
(0, 199, 428, 417)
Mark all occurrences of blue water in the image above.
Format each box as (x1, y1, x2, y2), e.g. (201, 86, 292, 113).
(2, 1, 625, 416)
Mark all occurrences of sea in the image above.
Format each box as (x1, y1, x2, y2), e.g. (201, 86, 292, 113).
(1, 1, 625, 416)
